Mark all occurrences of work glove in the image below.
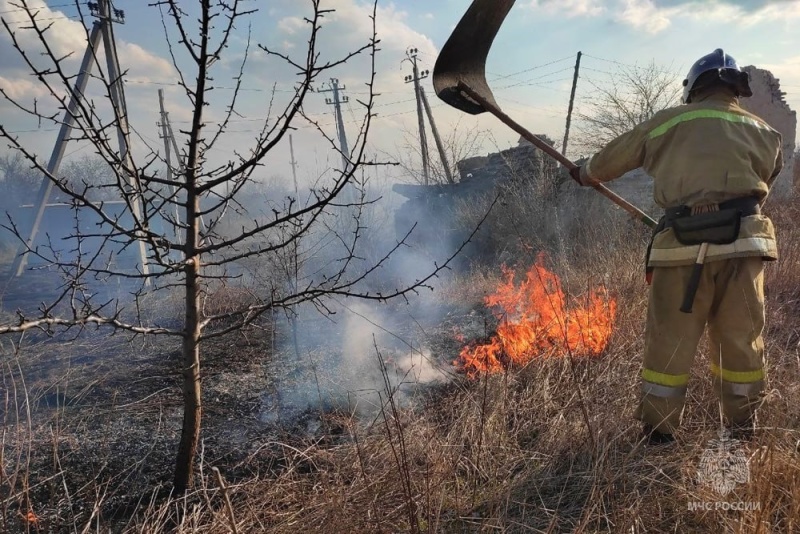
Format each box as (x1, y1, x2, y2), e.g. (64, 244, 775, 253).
(569, 166, 582, 184)
(570, 166, 598, 187)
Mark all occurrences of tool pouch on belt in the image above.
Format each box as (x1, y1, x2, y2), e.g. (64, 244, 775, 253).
(670, 208, 742, 245)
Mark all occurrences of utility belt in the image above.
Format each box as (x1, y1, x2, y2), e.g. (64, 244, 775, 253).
(661, 196, 760, 246)
(645, 196, 760, 283)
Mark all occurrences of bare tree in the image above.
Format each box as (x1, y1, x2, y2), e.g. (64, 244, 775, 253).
(393, 118, 489, 185)
(0, 151, 41, 209)
(0, 0, 464, 495)
(574, 61, 682, 154)
(61, 155, 121, 201)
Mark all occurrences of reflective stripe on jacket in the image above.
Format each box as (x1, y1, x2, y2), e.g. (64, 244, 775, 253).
(580, 91, 783, 267)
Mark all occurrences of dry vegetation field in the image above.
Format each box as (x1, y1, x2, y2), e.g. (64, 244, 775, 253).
(2, 197, 799, 533)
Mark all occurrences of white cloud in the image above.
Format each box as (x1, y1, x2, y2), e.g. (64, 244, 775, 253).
(730, 1, 800, 26)
(0, 75, 50, 100)
(525, 0, 800, 33)
(527, 0, 606, 17)
(277, 16, 305, 35)
(0, 0, 87, 67)
(646, 1, 800, 32)
(617, 0, 673, 33)
(118, 43, 176, 81)
(0, 0, 175, 83)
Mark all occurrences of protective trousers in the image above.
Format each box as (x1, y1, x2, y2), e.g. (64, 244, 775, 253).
(634, 256, 766, 434)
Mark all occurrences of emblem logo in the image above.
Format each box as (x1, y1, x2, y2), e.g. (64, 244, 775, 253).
(697, 429, 749, 496)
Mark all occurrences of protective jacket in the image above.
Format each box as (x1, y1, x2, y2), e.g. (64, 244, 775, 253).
(580, 91, 783, 267)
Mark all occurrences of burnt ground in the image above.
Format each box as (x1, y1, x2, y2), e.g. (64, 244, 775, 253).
(0, 324, 308, 531)
(0, 294, 482, 532)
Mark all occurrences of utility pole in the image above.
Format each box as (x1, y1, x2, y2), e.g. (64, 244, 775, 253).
(404, 47, 431, 185)
(562, 51, 582, 156)
(158, 89, 183, 245)
(287, 134, 301, 360)
(157, 89, 207, 241)
(11, 0, 149, 279)
(289, 134, 299, 195)
(318, 78, 350, 172)
(419, 87, 453, 183)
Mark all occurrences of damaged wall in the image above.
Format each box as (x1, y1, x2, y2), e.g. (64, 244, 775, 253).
(741, 66, 796, 198)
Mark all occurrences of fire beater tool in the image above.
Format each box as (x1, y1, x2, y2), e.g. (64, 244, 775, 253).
(432, 0, 657, 229)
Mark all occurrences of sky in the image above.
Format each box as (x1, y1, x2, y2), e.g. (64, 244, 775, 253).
(1, 0, 799, 190)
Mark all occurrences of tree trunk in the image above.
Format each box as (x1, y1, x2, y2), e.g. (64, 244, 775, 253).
(174, 168, 202, 494)
(174, 253, 201, 494)
(173, 1, 208, 494)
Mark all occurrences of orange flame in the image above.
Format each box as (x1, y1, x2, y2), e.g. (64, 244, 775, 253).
(457, 261, 616, 376)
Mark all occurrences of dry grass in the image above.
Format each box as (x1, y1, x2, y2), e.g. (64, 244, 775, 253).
(2, 198, 799, 533)
(143, 198, 800, 532)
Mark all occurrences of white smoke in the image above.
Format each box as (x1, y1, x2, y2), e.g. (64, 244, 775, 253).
(261, 299, 449, 425)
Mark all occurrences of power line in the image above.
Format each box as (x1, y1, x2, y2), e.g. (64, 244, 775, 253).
(4, 127, 60, 134)
(125, 79, 298, 92)
(414, 49, 576, 84)
(175, 99, 451, 135)
(582, 53, 681, 76)
(494, 68, 575, 90)
(488, 53, 575, 82)
(0, 3, 74, 15)
(344, 98, 361, 127)
(3, 45, 596, 139)
(580, 66, 617, 76)
(5, 81, 561, 137)
(124, 78, 418, 99)
(1, 14, 80, 26)
(124, 79, 422, 112)
(116, 53, 598, 98)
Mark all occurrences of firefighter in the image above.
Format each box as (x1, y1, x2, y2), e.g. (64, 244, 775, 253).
(571, 49, 783, 444)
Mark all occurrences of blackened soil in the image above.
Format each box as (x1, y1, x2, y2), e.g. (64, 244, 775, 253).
(0, 323, 288, 533)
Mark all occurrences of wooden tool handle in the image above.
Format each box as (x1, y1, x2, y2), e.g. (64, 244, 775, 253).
(456, 82, 658, 229)
(680, 242, 709, 313)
